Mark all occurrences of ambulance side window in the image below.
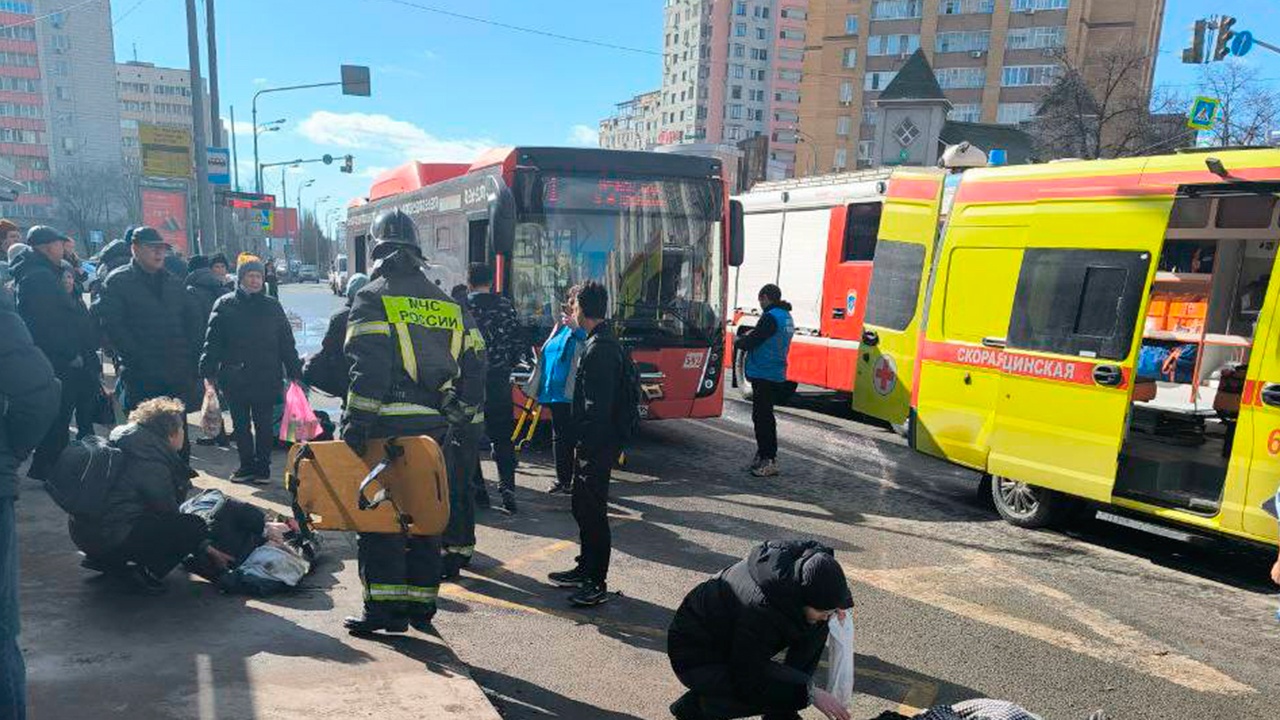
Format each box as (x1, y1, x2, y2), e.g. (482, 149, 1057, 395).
(841, 203, 882, 262)
(864, 239, 926, 331)
(1007, 249, 1150, 360)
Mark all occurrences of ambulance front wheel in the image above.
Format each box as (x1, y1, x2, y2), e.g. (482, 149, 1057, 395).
(990, 475, 1065, 528)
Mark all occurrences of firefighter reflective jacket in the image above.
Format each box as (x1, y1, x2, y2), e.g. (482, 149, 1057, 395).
(343, 250, 486, 436)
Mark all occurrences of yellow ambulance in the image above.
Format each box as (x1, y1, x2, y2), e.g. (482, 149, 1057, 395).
(853, 148, 1280, 546)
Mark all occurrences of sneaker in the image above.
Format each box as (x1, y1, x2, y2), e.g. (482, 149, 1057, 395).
(670, 692, 708, 720)
(745, 454, 762, 472)
(568, 581, 610, 607)
(126, 565, 167, 596)
(195, 437, 219, 447)
(547, 567, 589, 588)
(500, 490, 518, 515)
(750, 459, 779, 478)
(546, 480, 571, 495)
(253, 463, 272, 483)
(230, 466, 256, 484)
(440, 554, 465, 582)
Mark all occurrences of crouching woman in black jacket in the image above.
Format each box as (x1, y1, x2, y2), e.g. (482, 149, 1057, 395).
(70, 397, 211, 594)
(666, 540, 854, 720)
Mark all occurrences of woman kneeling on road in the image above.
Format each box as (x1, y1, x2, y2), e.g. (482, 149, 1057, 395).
(70, 397, 226, 594)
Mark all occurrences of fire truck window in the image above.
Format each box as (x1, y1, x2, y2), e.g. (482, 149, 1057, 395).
(1007, 248, 1150, 360)
(864, 239, 925, 331)
(841, 203, 881, 262)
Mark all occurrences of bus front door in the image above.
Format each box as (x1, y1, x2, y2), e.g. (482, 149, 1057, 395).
(853, 169, 946, 429)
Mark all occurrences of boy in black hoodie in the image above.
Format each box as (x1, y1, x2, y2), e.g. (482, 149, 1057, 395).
(667, 540, 853, 720)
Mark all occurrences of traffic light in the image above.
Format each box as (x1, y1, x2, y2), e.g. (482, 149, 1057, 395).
(340, 155, 354, 174)
(1213, 16, 1236, 61)
(1182, 19, 1207, 64)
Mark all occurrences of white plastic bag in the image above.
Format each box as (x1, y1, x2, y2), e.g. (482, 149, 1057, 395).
(826, 612, 855, 707)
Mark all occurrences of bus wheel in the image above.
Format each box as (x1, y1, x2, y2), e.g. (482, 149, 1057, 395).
(991, 475, 1063, 528)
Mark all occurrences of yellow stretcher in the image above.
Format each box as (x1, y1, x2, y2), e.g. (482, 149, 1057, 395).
(284, 437, 450, 536)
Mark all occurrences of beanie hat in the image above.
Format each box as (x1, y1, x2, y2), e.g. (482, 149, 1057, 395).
(345, 272, 370, 300)
(6, 242, 29, 264)
(799, 552, 853, 611)
(238, 258, 266, 284)
(26, 225, 66, 247)
(187, 254, 209, 272)
(209, 253, 229, 269)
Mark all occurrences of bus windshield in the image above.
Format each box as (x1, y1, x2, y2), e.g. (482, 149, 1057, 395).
(511, 174, 724, 347)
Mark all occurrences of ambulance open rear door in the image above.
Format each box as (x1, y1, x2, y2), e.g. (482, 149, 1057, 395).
(852, 168, 947, 429)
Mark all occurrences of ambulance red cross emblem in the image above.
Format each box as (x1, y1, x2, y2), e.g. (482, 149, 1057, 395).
(872, 355, 897, 397)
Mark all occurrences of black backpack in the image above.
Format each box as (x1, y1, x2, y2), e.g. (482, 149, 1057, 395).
(46, 435, 123, 516)
(613, 346, 642, 446)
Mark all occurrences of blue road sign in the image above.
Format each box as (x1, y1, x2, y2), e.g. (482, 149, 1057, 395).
(1231, 30, 1254, 57)
(1187, 96, 1220, 130)
(207, 147, 230, 187)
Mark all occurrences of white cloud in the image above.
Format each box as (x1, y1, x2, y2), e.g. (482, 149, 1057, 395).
(252, 77, 268, 86)
(226, 120, 256, 137)
(360, 166, 390, 180)
(422, 50, 438, 61)
(376, 64, 425, 79)
(569, 124, 599, 147)
(296, 111, 494, 162)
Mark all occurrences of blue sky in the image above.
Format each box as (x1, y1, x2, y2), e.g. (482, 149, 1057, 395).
(111, 0, 1279, 225)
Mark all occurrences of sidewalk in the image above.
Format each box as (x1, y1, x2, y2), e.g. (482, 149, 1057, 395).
(17, 421, 501, 719)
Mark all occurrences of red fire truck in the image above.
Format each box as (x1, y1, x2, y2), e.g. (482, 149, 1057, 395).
(726, 169, 894, 396)
(345, 147, 744, 420)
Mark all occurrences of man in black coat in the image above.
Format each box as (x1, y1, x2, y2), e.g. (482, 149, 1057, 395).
(0, 291, 60, 719)
(464, 262, 522, 515)
(14, 226, 93, 479)
(94, 227, 204, 462)
(667, 540, 854, 720)
(185, 254, 230, 322)
(199, 258, 302, 483)
(547, 281, 624, 607)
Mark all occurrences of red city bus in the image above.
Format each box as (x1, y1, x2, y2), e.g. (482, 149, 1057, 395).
(345, 147, 744, 420)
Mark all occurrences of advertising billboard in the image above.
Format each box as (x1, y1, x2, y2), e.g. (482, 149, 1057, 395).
(141, 188, 190, 255)
(139, 124, 192, 178)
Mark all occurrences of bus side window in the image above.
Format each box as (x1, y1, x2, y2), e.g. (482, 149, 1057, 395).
(1006, 249, 1151, 360)
(469, 219, 489, 265)
(842, 202, 882, 262)
(436, 226, 454, 251)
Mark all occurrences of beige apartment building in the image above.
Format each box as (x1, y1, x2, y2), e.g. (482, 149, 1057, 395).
(796, 0, 1165, 173)
(117, 61, 206, 170)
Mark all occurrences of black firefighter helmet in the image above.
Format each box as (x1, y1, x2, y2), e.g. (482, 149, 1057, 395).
(370, 209, 419, 258)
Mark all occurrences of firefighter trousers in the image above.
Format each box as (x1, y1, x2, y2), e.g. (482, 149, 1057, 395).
(357, 532, 441, 621)
(442, 424, 479, 570)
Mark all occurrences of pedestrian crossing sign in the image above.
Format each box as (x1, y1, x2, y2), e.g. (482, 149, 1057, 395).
(1187, 96, 1220, 131)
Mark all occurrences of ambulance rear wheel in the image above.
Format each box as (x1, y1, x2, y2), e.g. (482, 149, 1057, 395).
(991, 475, 1064, 528)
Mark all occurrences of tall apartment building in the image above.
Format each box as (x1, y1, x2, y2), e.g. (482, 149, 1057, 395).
(797, 0, 1165, 173)
(599, 90, 662, 151)
(0, 2, 52, 223)
(117, 61, 203, 170)
(34, 0, 122, 173)
(653, 0, 809, 176)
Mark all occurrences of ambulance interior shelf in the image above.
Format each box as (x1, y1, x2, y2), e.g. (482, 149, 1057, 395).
(1117, 191, 1279, 515)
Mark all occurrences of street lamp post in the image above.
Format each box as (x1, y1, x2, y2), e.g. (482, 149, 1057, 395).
(297, 178, 314, 263)
(251, 67, 371, 193)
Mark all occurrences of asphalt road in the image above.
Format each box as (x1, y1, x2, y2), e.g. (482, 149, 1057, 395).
(278, 284, 1280, 720)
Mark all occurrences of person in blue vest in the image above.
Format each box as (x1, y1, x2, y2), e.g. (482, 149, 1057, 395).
(734, 284, 794, 478)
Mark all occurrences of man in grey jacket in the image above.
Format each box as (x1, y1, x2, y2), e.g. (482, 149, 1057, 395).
(0, 292, 61, 719)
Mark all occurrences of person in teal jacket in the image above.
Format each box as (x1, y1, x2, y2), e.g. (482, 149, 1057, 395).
(524, 286, 586, 494)
(734, 284, 794, 478)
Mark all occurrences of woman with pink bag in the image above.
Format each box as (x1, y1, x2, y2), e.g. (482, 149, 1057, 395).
(198, 257, 302, 484)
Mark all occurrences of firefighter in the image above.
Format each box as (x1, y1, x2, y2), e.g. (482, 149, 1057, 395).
(341, 208, 486, 635)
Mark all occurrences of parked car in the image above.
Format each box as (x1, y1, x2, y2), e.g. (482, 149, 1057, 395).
(298, 264, 320, 283)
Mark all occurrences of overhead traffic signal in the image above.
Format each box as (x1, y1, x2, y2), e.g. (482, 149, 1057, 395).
(1213, 16, 1236, 61)
(340, 155, 354, 174)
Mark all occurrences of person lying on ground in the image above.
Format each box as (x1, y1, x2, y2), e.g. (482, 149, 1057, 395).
(69, 397, 218, 594)
(666, 539, 854, 720)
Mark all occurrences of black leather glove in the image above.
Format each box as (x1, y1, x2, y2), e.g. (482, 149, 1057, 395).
(439, 388, 470, 428)
(342, 422, 369, 457)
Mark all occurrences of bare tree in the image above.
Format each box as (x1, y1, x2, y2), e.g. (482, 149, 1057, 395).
(1199, 60, 1280, 147)
(113, 167, 143, 227)
(1030, 45, 1190, 160)
(48, 164, 120, 251)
